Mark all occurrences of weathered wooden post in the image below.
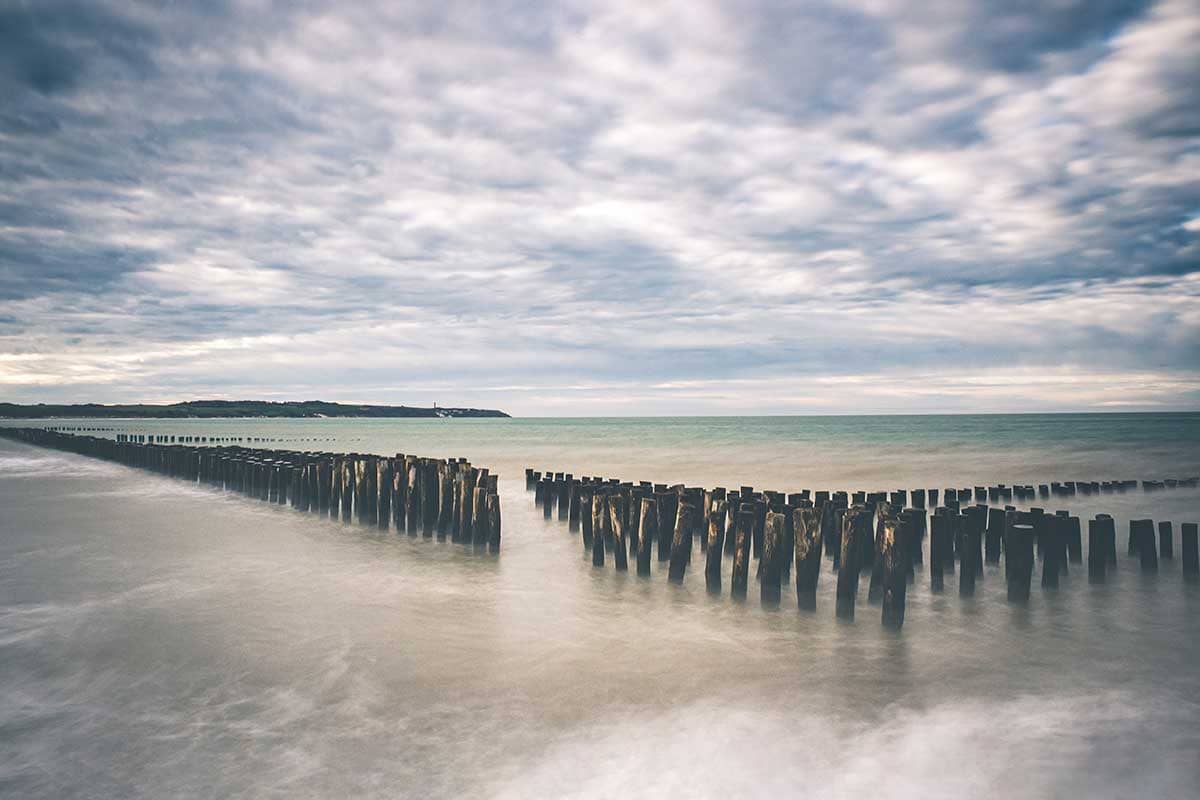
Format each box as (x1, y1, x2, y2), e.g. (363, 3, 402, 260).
(1183, 523, 1198, 581)
(437, 471, 454, 540)
(760, 511, 785, 607)
(580, 489, 594, 549)
(837, 508, 868, 619)
(724, 492, 740, 556)
(609, 492, 629, 571)
(1065, 515, 1082, 564)
(557, 477, 570, 522)
(487, 492, 502, 552)
(793, 507, 822, 610)
(668, 496, 699, 584)
(705, 499, 727, 593)
(403, 460, 419, 535)
(656, 491, 676, 563)
(959, 509, 981, 596)
(985, 507, 1004, 564)
(637, 497, 656, 577)
(867, 509, 888, 605)
(592, 492, 607, 567)
(929, 513, 948, 593)
(880, 515, 907, 629)
(752, 497, 766, 561)
(461, 468, 477, 543)
(1041, 514, 1063, 589)
(1088, 518, 1107, 583)
(342, 459, 355, 523)
(422, 461, 439, 538)
(679, 488, 702, 567)
(374, 459, 389, 530)
(1128, 517, 1145, 556)
(1132, 519, 1158, 571)
(468, 485, 486, 548)
(1158, 521, 1174, 559)
(731, 506, 754, 600)
(542, 477, 554, 519)
(1006, 523, 1035, 604)
(568, 481, 581, 532)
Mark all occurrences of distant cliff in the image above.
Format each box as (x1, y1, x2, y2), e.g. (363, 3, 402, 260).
(0, 400, 510, 419)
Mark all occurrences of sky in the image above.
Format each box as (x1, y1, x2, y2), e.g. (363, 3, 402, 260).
(1, 0, 1199, 416)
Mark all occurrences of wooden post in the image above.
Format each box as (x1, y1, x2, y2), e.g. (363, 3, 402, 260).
(420, 462, 436, 538)
(867, 509, 888, 605)
(377, 459, 391, 530)
(880, 515, 907, 629)
(557, 477, 569, 522)
(1158, 521, 1174, 559)
(592, 492, 607, 567)
(837, 508, 868, 619)
(761, 511, 784, 607)
(705, 499, 727, 593)
(985, 506, 1005, 564)
(1128, 517, 1146, 556)
(1041, 514, 1063, 589)
(568, 481, 581, 532)
(1090, 513, 1115, 565)
(731, 506, 754, 600)
(1088, 518, 1107, 583)
(793, 507, 822, 611)
(825, 503, 843, 570)
(1006, 523, 1035, 604)
(1132, 519, 1157, 571)
(637, 497, 656, 577)
(580, 490, 594, 549)
(961, 506, 984, 595)
(929, 512, 947, 593)
(724, 492, 740, 556)
(437, 472, 453, 540)
(343, 459, 355, 523)
(668, 497, 698, 584)
(1066, 516, 1082, 564)
(487, 492, 501, 552)
(466, 485, 484, 548)
(609, 492, 629, 571)
(542, 477, 554, 519)
(461, 468, 477, 543)
(655, 491, 676, 563)
(1182, 523, 1198, 581)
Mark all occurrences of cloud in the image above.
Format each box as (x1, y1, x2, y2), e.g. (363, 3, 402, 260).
(0, 0, 1197, 413)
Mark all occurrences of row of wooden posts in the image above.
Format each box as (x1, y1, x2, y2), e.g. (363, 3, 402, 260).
(112, 433, 332, 444)
(0, 428, 502, 550)
(39, 426, 334, 444)
(525, 468, 1200, 628)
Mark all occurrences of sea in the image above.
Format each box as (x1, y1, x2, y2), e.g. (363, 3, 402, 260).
(1, 414, 1198, 798)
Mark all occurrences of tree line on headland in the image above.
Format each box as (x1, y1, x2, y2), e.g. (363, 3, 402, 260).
(0, 400, 510, 419)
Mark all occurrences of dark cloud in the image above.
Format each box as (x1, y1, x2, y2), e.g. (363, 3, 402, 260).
(962, 1, 1149, 72)
(0, 0, 160, 95)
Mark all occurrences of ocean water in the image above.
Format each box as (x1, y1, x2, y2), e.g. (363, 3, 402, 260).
(1, 415, 1198, 798)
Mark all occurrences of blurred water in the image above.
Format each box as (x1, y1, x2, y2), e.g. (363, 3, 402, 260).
(8, 412, 1199, 489)
(1, 416, 1198, 798)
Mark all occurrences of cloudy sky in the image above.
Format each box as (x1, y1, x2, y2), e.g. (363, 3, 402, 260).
(2, 0, 1198, 415)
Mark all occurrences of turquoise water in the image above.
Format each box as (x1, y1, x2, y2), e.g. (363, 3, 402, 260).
(1, 414, 1198, 798)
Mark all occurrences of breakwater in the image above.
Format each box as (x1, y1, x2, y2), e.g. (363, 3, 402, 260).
(0, 427, 502, 551)
(526, 468, 1198, 627)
